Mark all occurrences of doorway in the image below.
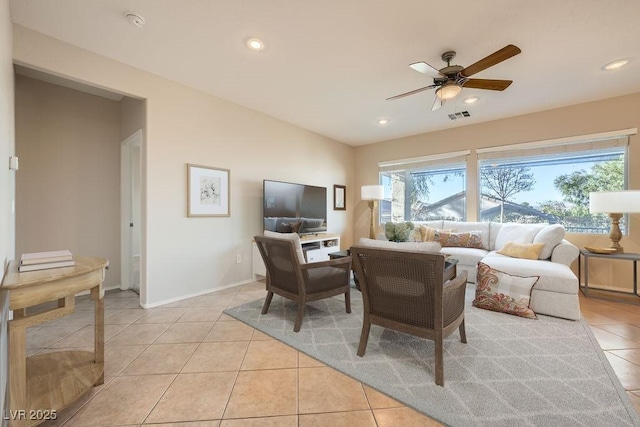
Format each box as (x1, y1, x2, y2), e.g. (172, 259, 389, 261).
(121, 129, 143, 294)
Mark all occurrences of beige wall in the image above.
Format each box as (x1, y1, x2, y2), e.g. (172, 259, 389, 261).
(13, 24, 355, 307)
(354, 93, 640, 291)
(15, 75, 122, 288)
(0, 0, 12, 421)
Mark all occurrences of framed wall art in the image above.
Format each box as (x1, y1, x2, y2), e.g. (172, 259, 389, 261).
(333, 184, 346, 210)
(187, 164, 230, 217)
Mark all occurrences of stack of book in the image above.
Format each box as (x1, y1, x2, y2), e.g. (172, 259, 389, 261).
(19, 250, 75, 272)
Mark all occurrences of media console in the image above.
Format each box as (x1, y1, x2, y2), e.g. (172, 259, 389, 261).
(252, 233, 341, 278)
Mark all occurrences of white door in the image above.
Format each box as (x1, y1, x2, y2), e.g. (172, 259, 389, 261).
(121, 130, 142, 293)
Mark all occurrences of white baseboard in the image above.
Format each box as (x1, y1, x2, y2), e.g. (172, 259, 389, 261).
(141, 279, 255, 309)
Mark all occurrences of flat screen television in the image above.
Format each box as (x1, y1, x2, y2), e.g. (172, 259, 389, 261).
(263, 180, 327, 235)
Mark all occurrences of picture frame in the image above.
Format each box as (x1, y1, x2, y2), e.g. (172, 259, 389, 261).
(333, 184, 346, 210)
(187, 164, 230, 217)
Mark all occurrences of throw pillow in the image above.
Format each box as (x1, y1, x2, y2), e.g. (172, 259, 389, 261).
(434, 230, 484, 248)
(264, 230, 306, 264)
(494, 223, 546, 251)
(409, 225, 438, 242)
(496, 241, 545, 260)
(473, 262, 539, 319)
(409, 226, 423, 242)
(532, 224, 565, 260)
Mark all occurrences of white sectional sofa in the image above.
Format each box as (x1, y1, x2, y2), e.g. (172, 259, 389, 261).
(371, 220, 580, 320)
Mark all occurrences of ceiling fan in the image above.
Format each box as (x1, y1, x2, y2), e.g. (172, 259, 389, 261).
(387, 44, 521, 111)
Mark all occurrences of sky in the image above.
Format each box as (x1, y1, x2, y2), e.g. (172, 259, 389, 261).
(424, 161, 600, 206)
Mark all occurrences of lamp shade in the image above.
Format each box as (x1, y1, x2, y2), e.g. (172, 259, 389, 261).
(435, 82, 462, 100)
(589, 191, 640, 213)
(361, 185, 384, 201)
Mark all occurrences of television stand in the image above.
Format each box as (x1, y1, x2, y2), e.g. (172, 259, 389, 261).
(252, 233, 341, 278)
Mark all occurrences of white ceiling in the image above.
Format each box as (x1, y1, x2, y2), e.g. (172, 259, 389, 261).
(9, 0, 640, 146)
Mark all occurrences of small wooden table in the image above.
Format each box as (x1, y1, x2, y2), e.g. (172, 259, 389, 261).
(0, 257, 108, 427)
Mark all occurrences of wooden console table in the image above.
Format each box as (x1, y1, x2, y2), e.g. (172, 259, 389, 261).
(0, 257, 108, 427)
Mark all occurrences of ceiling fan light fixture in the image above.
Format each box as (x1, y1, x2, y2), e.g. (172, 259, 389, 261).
(436, 83, 462, 100)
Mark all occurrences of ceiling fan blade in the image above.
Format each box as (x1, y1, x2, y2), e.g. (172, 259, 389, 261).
(431, 96, 444, 111)
(460, 44, 521, 77)
(386, 84, 438, 101)
(409, 61, 443, 78)
(463, 78, 513, 91)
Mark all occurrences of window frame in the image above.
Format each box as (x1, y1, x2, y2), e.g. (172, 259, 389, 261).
(477, 141, 629, 234)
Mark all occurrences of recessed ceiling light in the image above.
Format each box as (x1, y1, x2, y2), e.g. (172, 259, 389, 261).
(463, 96, 479, 104)
(246, 38, 265, 51)
(603, 59, 629, 70)
(377, 119, 389, 125)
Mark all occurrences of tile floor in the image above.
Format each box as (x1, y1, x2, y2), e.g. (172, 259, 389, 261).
(23, 282, 640, 426)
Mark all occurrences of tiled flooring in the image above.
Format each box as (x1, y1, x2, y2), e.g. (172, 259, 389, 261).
(24, 282, 640, 426)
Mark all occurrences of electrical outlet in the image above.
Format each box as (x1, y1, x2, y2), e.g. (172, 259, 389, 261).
(236, 254, 242, 264)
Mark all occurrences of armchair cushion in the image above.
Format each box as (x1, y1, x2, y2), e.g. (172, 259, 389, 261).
(264, 230, 306, 264)
(473, 262, 539, 319)
(358, 237, 442, 253)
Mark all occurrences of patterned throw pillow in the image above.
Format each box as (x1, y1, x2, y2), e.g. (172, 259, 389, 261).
(434, 230, 484, 248)
(473, 262, 539, 319)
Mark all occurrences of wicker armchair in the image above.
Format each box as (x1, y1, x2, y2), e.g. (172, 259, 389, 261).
(254, 235, 352, 332)
(350, 246, 468, 386)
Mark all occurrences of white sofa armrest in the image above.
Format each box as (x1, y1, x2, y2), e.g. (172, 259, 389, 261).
(550, 239, 579, 266)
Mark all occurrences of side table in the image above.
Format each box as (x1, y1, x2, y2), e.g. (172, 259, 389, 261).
(1, 256, 108, 427)
(578, 249, 639, 298)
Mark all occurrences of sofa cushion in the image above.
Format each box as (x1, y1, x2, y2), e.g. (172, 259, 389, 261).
(481, 253, 578, 294)
(533, 224, 566, 260)
(358, 238, 442, 253)
(473, 262, 538, 319)
(434, 230, 484, 249)
(439, 247, 488, 267)
(496, 241, 545, 260)
(264, 230, 306, 264)
(494, 223, 546, 251)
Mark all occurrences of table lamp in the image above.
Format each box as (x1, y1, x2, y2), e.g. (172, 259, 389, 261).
(361, 185, 384, 239)
(589, 190, 640, 253)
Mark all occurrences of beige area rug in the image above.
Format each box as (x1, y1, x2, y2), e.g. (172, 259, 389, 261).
(225, 285, 640, 427)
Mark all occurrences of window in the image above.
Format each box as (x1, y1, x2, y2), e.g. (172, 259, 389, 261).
(379, 151, 469, 223)
(478, 136, 628, 233)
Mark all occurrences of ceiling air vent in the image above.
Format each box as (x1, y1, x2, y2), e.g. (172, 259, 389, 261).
(448, 111, 471, 121)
